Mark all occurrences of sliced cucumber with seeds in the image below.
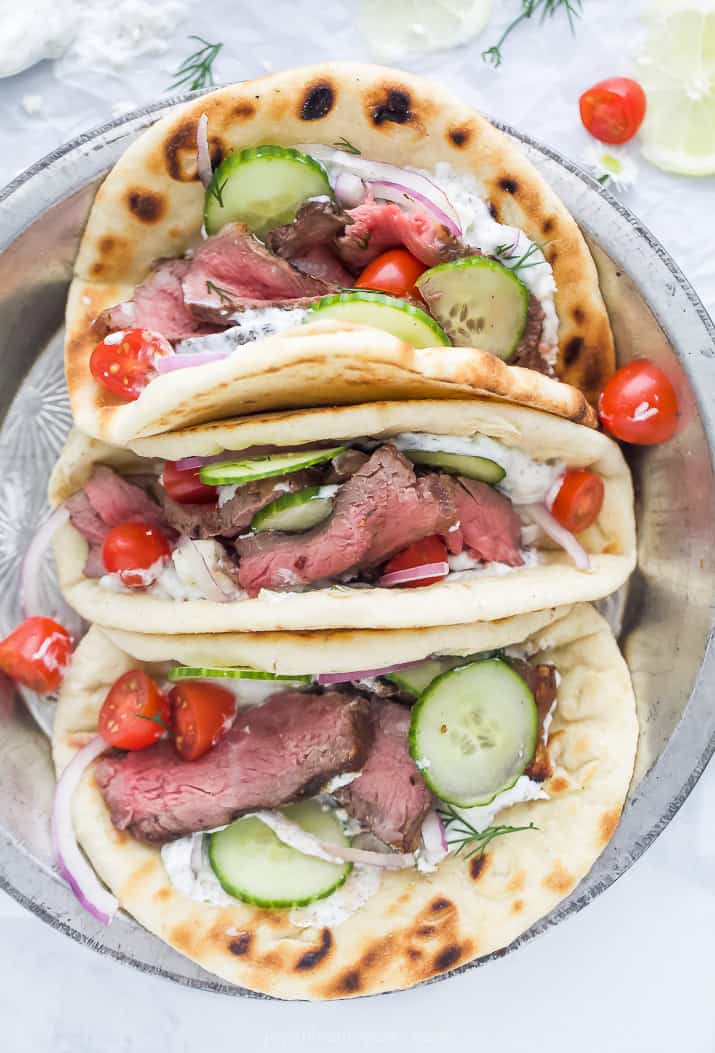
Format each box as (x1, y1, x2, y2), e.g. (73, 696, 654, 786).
(409, 659, 538, 808)
(416, 257, 530, 361)
(199, 447, 347, 487)
(386, 657, 468, 697)
(251, 486, 336, 533)
(307, 291, 450, 348)
(204, 146, 332, 237)
(208, 801, 351, 908)
(168, 666, 311, 683)
(403, 450, 505, 485)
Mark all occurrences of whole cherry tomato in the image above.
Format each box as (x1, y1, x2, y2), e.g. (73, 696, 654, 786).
(90, 329, 173, 401)
(356, 249, 427, 299)
(169, 680, 236, 761)
(162, 462, 218, 505)
(0, 617, 73, 694)
(381, 535, 449, 588)
(550, 470, 605, 534)
(599, 360, 678, 445)
(101, 522, 172, 588)
(579, 77, 646, 144)
(99, 670, 170, 750)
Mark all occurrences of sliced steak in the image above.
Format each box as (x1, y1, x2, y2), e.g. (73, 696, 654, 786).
(235, 445, 456, 595)
(289, 245, 354, 286)
(156, 470, 318, 540)
(269, 201, 353, 286)
(444, 477, 523, 566)
(182, 223, 336, 323)
(512, 296, 552, 376)
(336, 198, 464, 272)
(323, 448, 369, 483)
(335, 701, 432, 852)
(95, 690, 373, 843)
(509, 660, 557, 782)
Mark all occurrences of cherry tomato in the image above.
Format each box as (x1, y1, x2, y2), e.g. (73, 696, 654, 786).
(162, 462, 218, 505)
(382, 535, 449, 588)
(90, 329, 173, 401)
(579, 77, 646, 145)
(169, 680, 236, 761)
(599, 360, 678, 445)
(355, 249, 427, 299)
(99, 670, 170, 750)
(550, 470, 605, 535)
(101, 522, 172, 588)
(0, 617, 73, 694)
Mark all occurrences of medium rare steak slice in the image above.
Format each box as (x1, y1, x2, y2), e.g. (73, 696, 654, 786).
(509, 660, 557, 782)
(444, 477, 523, 566)
(95, 690, 373, 843)
(182, 223, 336, 323)
(269, 201, 353, 286)
(512, 296, 552, 376)
(335, 702, 432, 852)
(235, 445, 456, 595)
(336, 199, 464, 271)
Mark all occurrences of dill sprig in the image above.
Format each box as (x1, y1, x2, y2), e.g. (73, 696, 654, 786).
(495, 239, 550, 277)
(170, 36, 223, 92)
(206, 280, 234, 305)
(438, 803, 537, 860)
(483, 0, 582, 68)
(333, 137, 361, 155)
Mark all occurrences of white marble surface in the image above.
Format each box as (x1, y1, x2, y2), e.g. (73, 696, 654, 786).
(1, 0, 714, 1047)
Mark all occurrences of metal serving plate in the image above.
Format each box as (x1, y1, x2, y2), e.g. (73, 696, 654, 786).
(0, 99, 713, 998)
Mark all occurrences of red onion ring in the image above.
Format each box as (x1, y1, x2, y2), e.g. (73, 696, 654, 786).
(317, 660, 421, 686)
(196, 113, 212, 189)
(421, 809, 448, 857)
(367, 179, 461, 238)
(250, 811, 415, 870)
(51, 734, 118, 925)
(175, 537, 232, 602)
(154, 350, 230, 374)
(21, 506, 70, 618)
(520, 503, 591, 571)
(378, 562, 449, 588)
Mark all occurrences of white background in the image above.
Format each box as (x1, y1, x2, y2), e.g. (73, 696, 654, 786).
(1, 1, 714, 1049)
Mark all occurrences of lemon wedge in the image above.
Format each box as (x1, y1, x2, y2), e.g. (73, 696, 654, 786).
(636, 0, 715, 175)
(357, 0, 492, 62)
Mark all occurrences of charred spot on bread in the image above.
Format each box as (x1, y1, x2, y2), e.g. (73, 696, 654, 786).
(372, 89, 411, 125)
(127, 190, 165, 224)
(564, 335, 584, 365)
(499, 177, 518, 195)
(301, 82, 335, 120)
(228, 932, 252, 956)
(448, 125, 471, 147)
(295, 927, 333, 970)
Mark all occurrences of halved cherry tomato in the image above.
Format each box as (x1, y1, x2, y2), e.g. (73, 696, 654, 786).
(579, 77, 646, 145)
(89, 329, 173, 401)
(355, 249, 427, 299)
(550, 470, 605, 535)
(162, 462, 218, 505)
(382, 535, 449, 588)
(99, 670, 170, 750)
(102, 522, 172, 588)
(169, 681, 236, 761)
(0, 617, 72, 694)
(599, 360, 678, 445)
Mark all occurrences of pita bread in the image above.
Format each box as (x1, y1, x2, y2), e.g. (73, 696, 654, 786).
(52, 604, 638, 999)
(50, 399, 635, 634)
(66, 63, 611, 444)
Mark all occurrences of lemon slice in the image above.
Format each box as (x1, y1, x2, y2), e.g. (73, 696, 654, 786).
(636, 1, 715, 175)
(357, 0, 492, 61)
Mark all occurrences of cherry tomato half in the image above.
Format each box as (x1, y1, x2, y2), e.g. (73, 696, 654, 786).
(162, 462, 218, 505)
(99, 670, 170, 750)
(355, 249, 427, 299)
(0, 617, 73, 694)
(382, 535, 449, 588)
(90, 329, 173, 401)
(599, 360, 678, 445)
(579, 77, 646, 145)
(550, 470, 605, 535)
(169, 681, 236, 761)
(102, 522, 172, 588)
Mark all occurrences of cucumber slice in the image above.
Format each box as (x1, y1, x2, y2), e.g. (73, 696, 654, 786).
(251, 486, 336, 533)
(168, 666, 311, 684)
(403, 451, 506, 484)
(199, 447, 346, 487)
(409, 659, 538, 807)
(416, 257, 530, 361)
(307, 291, 450, 348)
(386, 657, 467, 697)
(204, 146, 332, 237)
(208, 801, 351, 908)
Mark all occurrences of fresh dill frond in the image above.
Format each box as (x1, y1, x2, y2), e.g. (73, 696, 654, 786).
(333, 137, 361, 155)
(170, 36, 223, 92)
(496, 239, 550, 276)
(483, 0, 582, 68)
(438, 803, 537, 861)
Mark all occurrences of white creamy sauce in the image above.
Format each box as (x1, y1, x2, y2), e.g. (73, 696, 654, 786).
(170, 538, 239, 599)
(452, 776, 549, 833)
(323, 772, 361, 793)
(161, 834, 233, 907)
(447, 549, 536, 575)
(290, 865, 382, 929)
(0, 0, 76, 77)
(176, 307, 308, 358)
(542, 699, 557, 744)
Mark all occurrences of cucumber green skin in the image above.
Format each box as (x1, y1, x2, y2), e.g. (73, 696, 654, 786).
(204, 145, 331, 236)
(168, 666, 311, 683)
(199, 446, 347, 486)
(306, 290, 450, 348)
(251, 487, 334, 533)
(404, 451, 506, 485)
(416, 256, 530, 362)
(386, 657, 465, 697)
(408, 659, 538, 808)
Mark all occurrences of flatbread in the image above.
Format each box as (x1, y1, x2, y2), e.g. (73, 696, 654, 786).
(50, 399, 636, 634)
(52, 604, 638, 999)
(66, 63, 612, 444)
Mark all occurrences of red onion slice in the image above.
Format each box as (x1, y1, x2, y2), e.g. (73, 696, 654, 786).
(421, 809, 448, 856)
(196, 113, 212, 189)
(317, 660, 420, 686)
(51, 735, 118, 925)
(154, 350, 230, 374)
(249, 810, 415, 869)
(21, 506, 69, 618)
(334, 171, 366, 208)
(378, 562, 449, 588)
(175, 537, 232, 602)
(521, 503, 591, 571)
(367, 179, 461, 238)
